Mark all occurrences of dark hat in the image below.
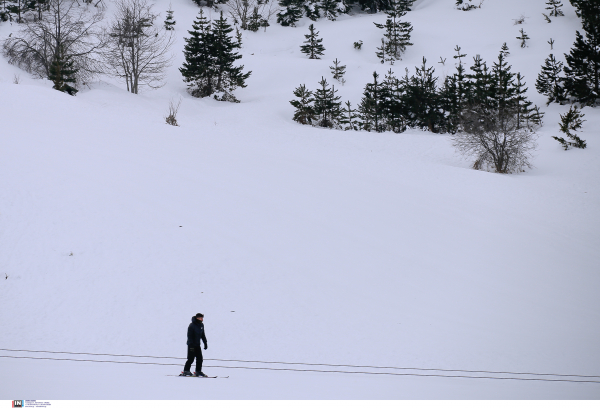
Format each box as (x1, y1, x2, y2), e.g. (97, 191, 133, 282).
(195, 313, 204, 318)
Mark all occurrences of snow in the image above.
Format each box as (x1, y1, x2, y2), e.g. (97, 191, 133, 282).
(1, 0, 599, 399)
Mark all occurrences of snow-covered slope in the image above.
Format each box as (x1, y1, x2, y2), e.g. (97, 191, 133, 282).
(1, 0, 599, 399)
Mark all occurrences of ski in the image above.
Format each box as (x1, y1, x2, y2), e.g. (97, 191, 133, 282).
(167, 374, 227, 378)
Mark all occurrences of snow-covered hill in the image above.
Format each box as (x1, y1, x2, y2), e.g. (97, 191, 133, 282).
(1, 0, 599, 399)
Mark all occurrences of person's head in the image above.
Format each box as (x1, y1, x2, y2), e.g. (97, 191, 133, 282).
(195, 313, 204, 322)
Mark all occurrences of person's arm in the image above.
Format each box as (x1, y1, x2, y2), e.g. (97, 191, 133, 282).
(202, 331, 207, 349)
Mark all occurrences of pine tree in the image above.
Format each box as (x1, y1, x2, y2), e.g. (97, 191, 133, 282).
(313, 77, 342, 128)
(545, 0, 564, 17)
(180, 9, 215, 98)
(553, 105, 586, 149)
(373, 0, 413, 64)
(491, 45, 517, 116)
(466, 54, 495, 113)
(340, 100, 359, 130)
(456, 0, 477, 11)
(319, 0, 348, 21)
(536, 54, 566, 105)
(440, 45, 468, 133)
(403, 57, 443, 132)
(211, 11, 251, 101)
(517, 28, 530, 48)
(382, 68, 406, 133)
(290, 84, 316, 125)
(300, 24, 325, 59)
(304, 0, 321, 20)
(513, 73, 542, 129)
(330, 58, 346, 84)
(164, 4, 176, 31)
(277, 0, 304, 26)
(48, 48, 78, 96)
(563, 30, 600, 106)
(358, 71, 386, 132)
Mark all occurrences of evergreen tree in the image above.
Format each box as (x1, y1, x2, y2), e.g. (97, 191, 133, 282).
(180, 10, 250, 101)
(300, 24, 325, 59)
(211, 11, 251, 101)
(563, 30, 600, 106)
(491, 45, 517, 116)
(304, 0, 320, 20)
(48, 48, 78, 96)
(403, 57, 443, 132)
(440, 45, 468, 133)
(553, 105, 586, 149)
(180, 9, 215, 97)
(277, 0, 303, 26)
(517, 28, 530, 48)
(290, 84, 316, 125)
(313, 77, 342, 128)
(373, 0, 413, 64)
(330, 58, 346, 84)
(536, 53, 566, 105)
(382, 68, 406, 133)
(513, 73, 542, 129)
(545, 0, 564, 17)
(319, 0, 348, 21)
(340, 100, 359, 130)
(466, 54, 495, 113)
(164, 4, 176, 31)
(358, 71, 386, 132)
(456, 0, 477, 11)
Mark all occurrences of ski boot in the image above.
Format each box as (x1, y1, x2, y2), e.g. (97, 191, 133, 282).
(194, 371, 208, 377)
(180, 371, 194, 376)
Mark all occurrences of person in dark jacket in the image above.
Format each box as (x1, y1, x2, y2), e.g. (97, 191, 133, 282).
(181, 313, 208, 377)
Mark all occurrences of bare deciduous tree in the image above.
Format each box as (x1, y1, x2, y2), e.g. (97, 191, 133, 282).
(227, 0, 278, 31)
(103, 0, 174, 94)
(2, 0, 105, 83)
(452, 106, 538, 174)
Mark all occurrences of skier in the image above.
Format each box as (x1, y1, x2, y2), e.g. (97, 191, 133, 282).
(181, 313, 208, 377)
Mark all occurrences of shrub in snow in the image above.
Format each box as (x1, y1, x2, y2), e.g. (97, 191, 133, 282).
(545, 0, 564, 17)
(165, 98, 181, 127)
(353, 40, 363, 50)
(290, 84, 316, 125)
(516, 28, 529, 48)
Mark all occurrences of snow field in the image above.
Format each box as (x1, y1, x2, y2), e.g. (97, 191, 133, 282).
(0, 0, 599, 399)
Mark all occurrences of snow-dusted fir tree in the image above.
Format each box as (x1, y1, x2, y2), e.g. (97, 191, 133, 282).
(319, 0, 349, 21)
(563, 31, 600, 106)
(340, 101, 359, 130)
(374, 0, 413, 64)
(49, 48, 79, 96)
(300, 24, 325, 59)
(517, 28, 530, 48)
(330, 58, 346, 84)
(536, 54, 566, 105)
(211, 12, 252, 101)
(165, 4, 176, 30)
(358, 71, 387, 132)
(403, 58, 443, 132)
(290, 84, 316, 125)
(554, 105, 586, 149)
(181, 9, 214, 97)
(277, 0, 304, 26)
(180, 10, 251, 101)
(456, 0, 478, 11)
(313, 77, 342, 128)
(545, 0, 564, 17)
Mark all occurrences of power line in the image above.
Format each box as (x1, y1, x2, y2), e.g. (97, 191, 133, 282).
(1, 347, 599, 380)
(2, 355, 600, 384)
(1, 353, 600, 384)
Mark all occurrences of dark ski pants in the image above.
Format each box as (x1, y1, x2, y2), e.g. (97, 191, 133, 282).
(184, 346, 203, 373)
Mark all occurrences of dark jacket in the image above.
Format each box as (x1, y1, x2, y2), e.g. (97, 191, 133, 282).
(187, 317, 207, 347)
